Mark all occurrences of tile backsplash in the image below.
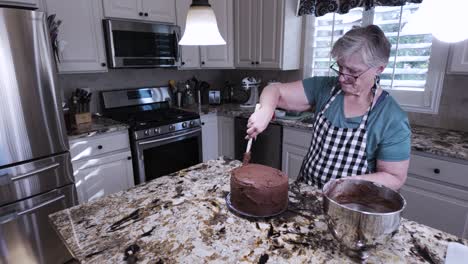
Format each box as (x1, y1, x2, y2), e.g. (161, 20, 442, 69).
(59, 68, 225, 113)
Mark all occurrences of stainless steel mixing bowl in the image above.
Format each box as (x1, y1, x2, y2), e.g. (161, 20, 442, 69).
(322, 179, 406, 259)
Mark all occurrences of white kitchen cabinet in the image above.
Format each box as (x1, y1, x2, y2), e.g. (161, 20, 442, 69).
(218, 115, 235, 159)
(401, 152, 468, 239)
(282, 127, 312, 180)
(73, 150, 134, 203)
(175, 0, 200, 69)
(0, 0, 38, 8)
(103, 0, 176, 24)
(234, 0, 302, 70)
(448, 39, 468, 74)
(176, 0, 234, 69)
(44, 0, 107, 73)
(201, 113, 219, 161)
(69, 130, 135, 204)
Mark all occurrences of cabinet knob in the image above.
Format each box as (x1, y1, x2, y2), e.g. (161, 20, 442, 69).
(101, 62, 106, 67)
(139, 12, 143, 16)
(127, 156, 132, 160)
(144, 13, 148, 16)
(251, 61, 255, 65)
(255, 61, 259, 64)
(97, 145, 103, 150)
(201, 122, 205, 125)
(434, 168, 440, 174)
(201, 61, 205, 65)
(181, 61, 185, 65)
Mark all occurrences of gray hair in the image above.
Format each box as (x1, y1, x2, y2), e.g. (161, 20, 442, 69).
(331, 25, 391, 68)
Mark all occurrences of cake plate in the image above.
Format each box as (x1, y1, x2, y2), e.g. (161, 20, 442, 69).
(225, 192, 287, 218)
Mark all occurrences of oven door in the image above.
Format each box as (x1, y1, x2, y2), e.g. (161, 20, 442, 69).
(133, 128, 202, 184)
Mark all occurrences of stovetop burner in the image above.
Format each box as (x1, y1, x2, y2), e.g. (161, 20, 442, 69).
(107, 108, 199, 130)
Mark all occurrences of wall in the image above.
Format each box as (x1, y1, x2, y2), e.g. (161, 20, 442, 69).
(59, 68, 225, 113)
(408, 74, 468, 132)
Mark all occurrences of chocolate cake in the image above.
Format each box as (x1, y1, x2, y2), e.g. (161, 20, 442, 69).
(230, 164, 288, 216)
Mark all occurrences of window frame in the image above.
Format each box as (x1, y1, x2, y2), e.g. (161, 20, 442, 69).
(302, 6, 450, 114)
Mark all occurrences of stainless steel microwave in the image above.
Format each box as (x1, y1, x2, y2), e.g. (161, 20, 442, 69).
(103, 19, 181, 68)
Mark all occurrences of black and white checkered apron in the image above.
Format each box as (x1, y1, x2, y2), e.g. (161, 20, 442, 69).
(299, 86, 376, 188)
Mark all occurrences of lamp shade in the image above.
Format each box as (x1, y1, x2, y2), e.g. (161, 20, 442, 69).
(179, 4, 226, 46)
(402, 0, 468, 43)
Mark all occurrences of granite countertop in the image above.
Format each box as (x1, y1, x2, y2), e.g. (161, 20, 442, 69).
(185, 104, 468, 162)
(67, 115, 129, 140)
(50, 158, 466, 263)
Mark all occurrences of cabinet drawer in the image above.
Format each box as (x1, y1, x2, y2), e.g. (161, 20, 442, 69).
(409, 154, 468, 188)
(283, 127, 312, 147)
(69, 131, 130, 162)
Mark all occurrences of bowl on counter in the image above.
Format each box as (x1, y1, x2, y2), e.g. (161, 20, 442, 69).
(322, 179, 406, 260)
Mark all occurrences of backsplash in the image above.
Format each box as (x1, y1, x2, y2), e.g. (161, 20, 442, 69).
(58, 68, 225, 113)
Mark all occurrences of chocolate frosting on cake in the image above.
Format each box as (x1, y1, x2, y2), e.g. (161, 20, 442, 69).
(230, 164, 288, 216)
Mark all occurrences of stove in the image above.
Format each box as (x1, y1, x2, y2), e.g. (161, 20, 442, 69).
(101, 87, 202, 184)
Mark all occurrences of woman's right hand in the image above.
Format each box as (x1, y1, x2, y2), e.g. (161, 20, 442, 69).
(246, 106, 273, 139)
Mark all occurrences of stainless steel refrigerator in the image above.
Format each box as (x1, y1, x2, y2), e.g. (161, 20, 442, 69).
(0, 7, 77, 264)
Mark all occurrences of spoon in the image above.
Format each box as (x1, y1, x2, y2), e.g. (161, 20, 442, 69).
(243, 103, 261, 165)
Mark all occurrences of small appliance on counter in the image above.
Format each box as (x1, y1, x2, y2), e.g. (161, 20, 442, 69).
(208, 90, 221, 105)
(240, 77, 261, 108)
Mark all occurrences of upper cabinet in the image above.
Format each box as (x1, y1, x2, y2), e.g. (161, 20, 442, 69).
(0, 0, 38, 8)
(448, 40, 468, 74)
(44, 0, 108, 74)
(176, 0, 234, 69)
(103, 0, 176, 24)
(234, 0, 302, 70)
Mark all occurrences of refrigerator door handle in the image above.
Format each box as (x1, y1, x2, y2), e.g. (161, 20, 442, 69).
(0, 191, 66, 225)
(10, 162, 60, 182)
(18, 193, 66, 216)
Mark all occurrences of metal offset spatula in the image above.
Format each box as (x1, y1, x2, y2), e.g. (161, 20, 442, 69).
(243, 104, 261, 165)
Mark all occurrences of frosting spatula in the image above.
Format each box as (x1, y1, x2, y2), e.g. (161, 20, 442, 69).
(243, 104, 261, 165)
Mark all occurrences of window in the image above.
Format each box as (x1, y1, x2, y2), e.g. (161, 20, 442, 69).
(303, 3, 449, 113)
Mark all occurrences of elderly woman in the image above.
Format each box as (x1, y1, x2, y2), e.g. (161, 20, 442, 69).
(246, 25, 410, 190)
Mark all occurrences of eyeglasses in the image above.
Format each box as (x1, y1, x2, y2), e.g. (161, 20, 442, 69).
(329, 62, 372, 83)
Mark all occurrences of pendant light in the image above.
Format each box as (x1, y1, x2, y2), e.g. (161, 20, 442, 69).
(402, 0, 468, 43)
(179, 0, 226, 46)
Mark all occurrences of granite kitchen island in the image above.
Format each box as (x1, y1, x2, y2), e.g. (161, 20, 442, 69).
(50, 158, 466, 263)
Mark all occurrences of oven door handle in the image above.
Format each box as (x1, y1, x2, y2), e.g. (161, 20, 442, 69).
(138, 128, 201, 146)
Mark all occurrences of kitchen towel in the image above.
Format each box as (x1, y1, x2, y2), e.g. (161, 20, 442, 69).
(445, 242, 468, 264)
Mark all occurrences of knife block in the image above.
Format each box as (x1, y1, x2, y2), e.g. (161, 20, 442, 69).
(74, 112, 92, 126)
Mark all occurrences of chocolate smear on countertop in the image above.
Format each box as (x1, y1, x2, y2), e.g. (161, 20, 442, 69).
(107, 209, 140, 232)
(141, 226, 157, 237)
(258, 253, 269, 264)
(409, 232, 441, 264)
(123, 244, 140, 264)
(172, 186, 184, 198)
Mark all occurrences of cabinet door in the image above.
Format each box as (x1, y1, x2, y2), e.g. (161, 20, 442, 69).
(0, 0, 38, 8)
(282, 143, 307, 181)
(200, 0, 234, 68)
(448, 39, 468, 74)
(201, 114, 219, 162)
(176, 0, 200, 69)
(234, 0, 256, 68)
(141, 0, 176, 24)
(102, 0, 140, 20)
(73, 151, 134, 204)
(218, 116, 235, 159)
(256, 0, 282, 69)
(45, 0, 107, 73)
(401, 178, 468, 239)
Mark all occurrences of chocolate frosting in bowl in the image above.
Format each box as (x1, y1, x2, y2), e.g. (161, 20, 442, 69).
(230, 164, 288, 217)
